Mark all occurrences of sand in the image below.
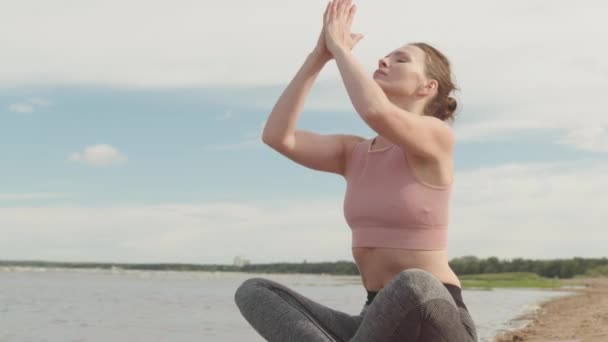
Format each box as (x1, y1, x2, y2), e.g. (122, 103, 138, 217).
(493, 277, 608, 342)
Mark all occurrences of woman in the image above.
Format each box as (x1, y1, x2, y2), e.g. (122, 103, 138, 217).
(234, 0, 478, 341)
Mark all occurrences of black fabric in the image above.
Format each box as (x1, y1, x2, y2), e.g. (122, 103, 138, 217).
(443, 283, 468, 310)
(365, 290, 378, 306)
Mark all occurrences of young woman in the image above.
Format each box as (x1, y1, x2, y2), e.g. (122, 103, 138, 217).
(234, 0, 478, 341)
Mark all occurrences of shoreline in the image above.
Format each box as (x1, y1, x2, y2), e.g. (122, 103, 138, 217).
(4, 267, 606, 340)
(493, 277, 608, 342)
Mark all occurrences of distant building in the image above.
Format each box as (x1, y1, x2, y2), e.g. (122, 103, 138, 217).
(234, 255, 251, 267)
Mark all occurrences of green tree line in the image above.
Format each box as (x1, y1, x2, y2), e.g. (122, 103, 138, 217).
(2, 256, 607, 278)
(448, 256, 608, 278)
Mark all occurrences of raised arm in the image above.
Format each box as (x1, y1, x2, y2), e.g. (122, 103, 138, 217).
(262, 4, 365, 178)
(261, 50, 363, 177)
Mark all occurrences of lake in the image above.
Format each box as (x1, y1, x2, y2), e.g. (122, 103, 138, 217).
(0, 267, 576, 342)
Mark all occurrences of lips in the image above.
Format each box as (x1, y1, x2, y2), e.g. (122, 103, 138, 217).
(374, 69, 388, 76)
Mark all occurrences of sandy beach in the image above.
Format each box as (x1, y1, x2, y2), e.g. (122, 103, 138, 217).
(493, 277, 608, 342)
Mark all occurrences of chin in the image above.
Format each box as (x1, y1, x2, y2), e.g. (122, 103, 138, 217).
(375, 82, 389, 92)
(373, 77, 384, 86)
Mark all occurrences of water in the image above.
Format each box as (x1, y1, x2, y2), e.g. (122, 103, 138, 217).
(0, 267, 575, 342)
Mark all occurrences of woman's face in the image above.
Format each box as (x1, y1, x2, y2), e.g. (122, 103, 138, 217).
(373, 44, 431, 98)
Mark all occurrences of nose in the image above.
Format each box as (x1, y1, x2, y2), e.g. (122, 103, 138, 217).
(378, 57, 389, 69)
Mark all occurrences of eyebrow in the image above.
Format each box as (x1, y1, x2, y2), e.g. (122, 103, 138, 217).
(386, 50, 411, 58)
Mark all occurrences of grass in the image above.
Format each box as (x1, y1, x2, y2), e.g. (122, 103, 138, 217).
(460, 272, 564, 289)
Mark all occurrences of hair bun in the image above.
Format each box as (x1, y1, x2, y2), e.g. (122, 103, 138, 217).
(445, 96, 457, 119)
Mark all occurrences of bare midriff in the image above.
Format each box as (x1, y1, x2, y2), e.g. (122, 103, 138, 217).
(352, 247, 461, 291)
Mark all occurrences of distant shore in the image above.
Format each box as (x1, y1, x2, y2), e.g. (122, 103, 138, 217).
(493, 277, 608, 342)
(0, 260, 593, 290)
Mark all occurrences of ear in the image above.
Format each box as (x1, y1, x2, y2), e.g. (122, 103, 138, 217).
(418, 79, 438, 97)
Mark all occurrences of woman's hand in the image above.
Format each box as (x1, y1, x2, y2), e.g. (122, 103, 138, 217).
(312, 3, 333, 63)
(324, 0, 364, 55)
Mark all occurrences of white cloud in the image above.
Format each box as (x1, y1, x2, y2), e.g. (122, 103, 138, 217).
(8, 103, 34, 113)
(7, 97, 52, 114)
(2, 0, 604, 89)
(1, 160, 606, 264)
(2, 0, 607, 148)
(69, 144, 128, 166)
(449, 160, 608, 259)
(556, 124, 608, 152)
(216, 110, 234, 121)
(0, 193, 65, 201)
(0, 198, 351, 264)
(206, 121, 267, 151)
(27, 97, 51, 106)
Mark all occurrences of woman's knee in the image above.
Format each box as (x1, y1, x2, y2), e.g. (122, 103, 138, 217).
(393, 268, 437, 287)
(234, 277, 271, 308)
(387, 268, 444, 300)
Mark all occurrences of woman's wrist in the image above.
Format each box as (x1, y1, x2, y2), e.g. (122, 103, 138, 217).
(310, 48, 332, 64)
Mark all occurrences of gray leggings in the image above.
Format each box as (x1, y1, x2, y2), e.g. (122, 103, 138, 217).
(234, 268, 478, 342)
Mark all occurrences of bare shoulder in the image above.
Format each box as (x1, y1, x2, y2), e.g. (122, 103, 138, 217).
(419, 116, 455, 161)
(426, 116, 454, 142)
(341, 134, 367, 177)
(341, 134, 366, 156)
(341, 134, 367, 149)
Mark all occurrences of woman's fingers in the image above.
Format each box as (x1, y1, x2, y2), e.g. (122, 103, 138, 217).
(335, 0, 345, 18)
(347, 3, 356, 28)
(327, 0, 356, 27)
(330, 0, 354, 22)
(342, 0, 352, 17)
(330, 0, 338, 20)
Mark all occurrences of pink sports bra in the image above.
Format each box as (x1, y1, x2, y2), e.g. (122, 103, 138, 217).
(342, 138, 452, 250)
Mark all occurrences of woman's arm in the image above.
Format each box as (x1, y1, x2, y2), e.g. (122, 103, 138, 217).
(324, 0, 450, 160)
(261, 51, 329, 145)
(331, 47, 387, 120)
(261, 50, 364, 177)
(333, 47, 454, 160)
(261, 2, 367, 177)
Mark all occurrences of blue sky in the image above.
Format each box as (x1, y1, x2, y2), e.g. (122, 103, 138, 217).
(1, 0, 607, 264)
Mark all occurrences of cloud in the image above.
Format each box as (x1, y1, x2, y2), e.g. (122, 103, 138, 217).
(449, 160, 608, 258)
(453, 118, 552, 143)
(27, 98, 51, 106)
(0, 193, 65, 201)
(8, 103, 34, 113)
(3, 0, 604, 89)
(205, 122, 267, 151)
(0, 198, 351, 264)
(556, 124, 608, 153)
(1, 160, 606, 264)
(216, 110, 234, 121)
(7, 97, 51, 114)
(69, 144, 128, 166)
(2, 0, 606, 149)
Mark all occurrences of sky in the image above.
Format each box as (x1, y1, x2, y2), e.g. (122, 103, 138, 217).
(1, 0, 607, 265)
